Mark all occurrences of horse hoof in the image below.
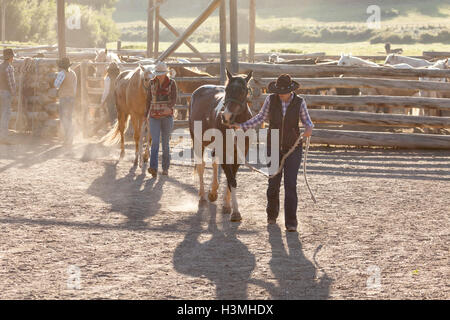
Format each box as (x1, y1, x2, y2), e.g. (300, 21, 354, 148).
(208, 192, 218, 202)
(222, 206, 231, 215)
(199, 198, 208, 207)
(120, 151, 125, 159)
(230, 211, 242, 222)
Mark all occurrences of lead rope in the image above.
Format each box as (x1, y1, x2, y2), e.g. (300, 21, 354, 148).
(244, 134, 317, 203)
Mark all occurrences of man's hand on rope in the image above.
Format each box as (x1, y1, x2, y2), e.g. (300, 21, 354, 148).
(303, 126, 313, 138)
(227, 124, 241, 130)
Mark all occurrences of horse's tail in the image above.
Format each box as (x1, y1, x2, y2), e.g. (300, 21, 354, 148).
(100, 115, 129, 146)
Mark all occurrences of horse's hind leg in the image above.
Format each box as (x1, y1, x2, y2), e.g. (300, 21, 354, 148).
(196, 160, 206, 202)
(132, 116, 142, 166)
(208, 158, 219, 202)
(118, 111, 127, 159)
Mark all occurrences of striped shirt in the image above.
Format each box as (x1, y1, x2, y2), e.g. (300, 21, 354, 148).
(240, 93, 314, 131)
(6, 64, 16, 95)
(54, 70, 66, 89)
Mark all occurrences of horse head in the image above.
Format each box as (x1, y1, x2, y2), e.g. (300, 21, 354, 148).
(139, 64, 156, 90)
(221, 69, 253, 126)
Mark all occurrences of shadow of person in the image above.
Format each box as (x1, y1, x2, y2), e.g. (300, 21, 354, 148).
(173, 201, 256, 299)
(266, 225, 332, 300)
(87, 162, 165, 229)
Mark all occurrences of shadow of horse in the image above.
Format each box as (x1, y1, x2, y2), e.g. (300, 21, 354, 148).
(86, 162, 165, 229)
(173, 202, 257, 299)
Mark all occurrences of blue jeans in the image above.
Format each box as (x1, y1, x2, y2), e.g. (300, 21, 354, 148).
(0, 90, 12, 138)
(266, 145, 303, 229)
(149, 116, 174, 171)
(59, 97, 75, 145)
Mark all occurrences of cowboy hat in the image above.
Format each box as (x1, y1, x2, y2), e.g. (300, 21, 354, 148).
(152, 61, 171, 76)
(3, 48, 16, 60)
(267, 74, 300, 94)
(57, 57, 73, 70)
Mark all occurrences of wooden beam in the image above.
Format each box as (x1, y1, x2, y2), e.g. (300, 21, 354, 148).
(238, 63, 450, 78)
(309, 109, 450, 129)
(157, 0, 221, 62)
(57, 0, 66, 59)
(251, 77, 450, 92)
(229, 0, 238, 73)
(154, 3, 160, 59)
(158, 15, 206, 61)
(248, 0, 256, 63)
(219, 0, 227, 84)
(147, 0, 154, 58)
(255, 94, 450, 111)
(423, 51, 450, 59)
(311, 129, 450, 149)
(1, 1, 6, 42)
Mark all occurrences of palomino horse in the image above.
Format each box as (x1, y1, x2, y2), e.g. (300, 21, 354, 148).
(102, 65, 154, 165)
(189, 69, 253, 222)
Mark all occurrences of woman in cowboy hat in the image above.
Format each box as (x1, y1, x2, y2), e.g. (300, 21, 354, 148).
(231, 74, 314, 232)
(0, 48, 17, 144)
(54, 57, 77, 147)
(147, 61, 178, 177)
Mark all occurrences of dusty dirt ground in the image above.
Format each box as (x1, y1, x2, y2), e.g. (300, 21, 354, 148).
(0, 132, 448, 300)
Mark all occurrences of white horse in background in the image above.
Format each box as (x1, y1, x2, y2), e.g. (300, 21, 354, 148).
(337, 54, 419, 114)
(337, 54, 379, 67)
(94, 49, 121, 77)
(384, 54, 432, 68)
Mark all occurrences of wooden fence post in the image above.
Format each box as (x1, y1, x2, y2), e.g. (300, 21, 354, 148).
(147, 0, 154, 58)
(154, 3, 160, 59)
(229, 0, 238, 73)
(249, 0, 256, 63)
(219, 0, 227, 84)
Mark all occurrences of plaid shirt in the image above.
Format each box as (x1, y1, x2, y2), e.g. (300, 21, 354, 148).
(54, 70, 66, 89)
(6, 64, 16, 95)
(240, 93, 314, 131)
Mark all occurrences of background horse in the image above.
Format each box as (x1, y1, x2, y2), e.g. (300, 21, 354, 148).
(189, 69, 253, 222)
(102, 65, 154, 165)
(94, 49, 121, 77)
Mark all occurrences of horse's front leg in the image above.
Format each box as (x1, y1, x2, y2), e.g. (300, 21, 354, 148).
(208, 158, 219, 202)
(222, 164, 241, 222)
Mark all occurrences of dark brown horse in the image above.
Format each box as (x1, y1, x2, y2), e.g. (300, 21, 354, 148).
(189, 69, 253, 222)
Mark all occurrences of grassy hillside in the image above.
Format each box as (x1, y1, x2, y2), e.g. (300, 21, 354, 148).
(114, 0, 450, 45)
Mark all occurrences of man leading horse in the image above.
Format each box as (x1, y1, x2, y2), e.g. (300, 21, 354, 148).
(230, 74, 314, 232)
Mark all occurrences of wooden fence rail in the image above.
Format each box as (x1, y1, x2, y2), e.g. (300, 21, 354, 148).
(251, 77, 450, 92)
(254, 94, 450, 111)
(309, 109, 450, 129)
(238, 63, 450, 78)
(311, 129, 450, 149)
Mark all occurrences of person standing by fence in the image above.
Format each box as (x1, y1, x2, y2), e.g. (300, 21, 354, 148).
(147, 62, 177, 178)
(0, 49, 16, 144)
(54, 57, 77, 147)
(100, 62, 120, 126)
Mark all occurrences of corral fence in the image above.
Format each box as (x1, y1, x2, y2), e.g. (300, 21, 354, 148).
(9, 55, 450, 149)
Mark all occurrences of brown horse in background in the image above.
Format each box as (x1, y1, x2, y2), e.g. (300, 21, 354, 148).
(102, 65, 154, 165)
